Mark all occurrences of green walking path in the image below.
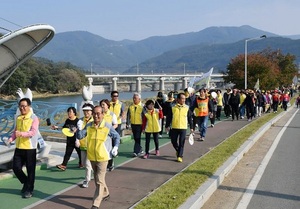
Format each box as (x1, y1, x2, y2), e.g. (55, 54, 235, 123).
(0, 134, 172, 209)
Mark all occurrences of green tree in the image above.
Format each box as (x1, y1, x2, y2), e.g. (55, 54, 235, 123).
(224, 49, 298, 90)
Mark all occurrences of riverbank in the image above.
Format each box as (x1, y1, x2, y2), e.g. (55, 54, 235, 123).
(0, 91, 82, 100)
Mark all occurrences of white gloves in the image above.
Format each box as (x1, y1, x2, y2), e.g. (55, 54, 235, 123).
(77, 120, 83, 130)
(75, 139, 80, 148)
(111, 146, 118, 157)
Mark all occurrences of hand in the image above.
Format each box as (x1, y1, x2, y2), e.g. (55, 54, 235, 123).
(15, 131, 22, 137)
(4, 138, 12, 147)
(111, 146, 118, 157)
(51, 125, 58, 130)
(75, 139, 80, 148)
(77, 120, 83, 130)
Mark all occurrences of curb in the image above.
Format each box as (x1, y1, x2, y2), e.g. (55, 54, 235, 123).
(179, 109, 289, 209)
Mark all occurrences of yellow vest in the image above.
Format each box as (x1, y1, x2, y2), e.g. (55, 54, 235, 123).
(144, 109, 161, 133)
(110, 100, 123, 124)
(194, 98, 209, 117)
(240, 93, 246, 105)
(128, 102, 144, 125)
(79, 116, 94, 150)
(217, 94, 223, 106)
(15, 112, 39, 149)
(86, 121, 110, 162)
(103, 110, 114, 124)
(171, 104, 189, 129)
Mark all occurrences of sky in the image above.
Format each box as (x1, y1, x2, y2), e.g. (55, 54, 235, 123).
(1, 0, 300, 41)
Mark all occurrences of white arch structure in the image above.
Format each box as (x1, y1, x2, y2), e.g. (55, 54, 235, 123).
(0, 24, 55, 88)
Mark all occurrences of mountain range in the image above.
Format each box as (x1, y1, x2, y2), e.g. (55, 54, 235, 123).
(36, 25, 300, 74)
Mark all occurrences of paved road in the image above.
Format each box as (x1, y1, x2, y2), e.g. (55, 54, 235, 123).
(202, 107, 300, 209)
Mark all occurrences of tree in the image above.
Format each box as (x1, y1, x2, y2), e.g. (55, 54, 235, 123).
(224, 49, 298, 90)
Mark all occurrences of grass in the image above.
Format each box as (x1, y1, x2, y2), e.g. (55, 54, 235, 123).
(134, 100, 295, 209)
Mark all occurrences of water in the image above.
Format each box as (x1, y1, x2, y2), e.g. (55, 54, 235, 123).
(35, 91, 158, 107)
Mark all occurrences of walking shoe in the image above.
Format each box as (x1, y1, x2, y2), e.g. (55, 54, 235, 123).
(107, 166, 114, 171)
(138, 151, 144, 156)
(143, 154, 149, 159)
(200, 137, 205, 141)
(102, 194, 110, 201)
(78, 163, 84, 168)
(177, 157, 183, 163)
(159, 135, 162, 138)
(211, 124, 214, 127)
(132, 153, 138, 157)
(197, 136, 202, 141)
(22, 191, 32, 198)
(82, 181, 89, 188)
(155, 150, 160, 156)
(56, 164, 66, 171)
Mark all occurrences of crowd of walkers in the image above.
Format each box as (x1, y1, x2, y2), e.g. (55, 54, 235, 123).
(6, 85, 296, 209)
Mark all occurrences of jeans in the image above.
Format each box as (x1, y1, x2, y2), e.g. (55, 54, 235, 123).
(196, 116, 208, 138)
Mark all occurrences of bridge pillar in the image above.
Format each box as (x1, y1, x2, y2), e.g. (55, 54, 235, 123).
(136, 77, 142, 93)
(174, 82, 181, 91)
(182, 77, 188, 90)
(159, 77, 165, 91)
(112, 77, 118, 91)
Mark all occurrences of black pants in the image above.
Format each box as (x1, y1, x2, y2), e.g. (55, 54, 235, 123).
(131, 124, 143, 154)
(13, 148, 37, 193)
(231, 104, 239, 120)
(170, 129, 186, 158)
(216, 106, 222, 119)
(62, 141, 81, 166)
(145, 132, 159, 154)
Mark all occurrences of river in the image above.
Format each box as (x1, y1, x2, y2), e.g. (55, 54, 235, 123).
(35, 91, 158, 107)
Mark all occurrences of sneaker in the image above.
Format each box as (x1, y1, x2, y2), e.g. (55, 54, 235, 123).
(22, 191, 32, 198)
(211, 124, 214, 127)
(138, 151, 144, 156)
(155, 150, 160, 156)
(102, 194, 110, 201)
(132, 153, 138, 157)
(56, 164, 66, 171)
(79, 163, 84, 168)
(159, 135, 162, 138)
(197, 137, 202, 141)
(177, 157, 183, 163)
(143, 154, 149, 159)
(82, 181, 89, 188)
(200, 137, 205, 141)
(107, 166, 114, 171)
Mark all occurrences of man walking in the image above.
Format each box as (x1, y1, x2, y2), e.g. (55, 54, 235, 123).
(7, 98, 39, 198)
(126, 92, 145, 157)
(165, 93, 193, 163)
(77, 106, 120, 209)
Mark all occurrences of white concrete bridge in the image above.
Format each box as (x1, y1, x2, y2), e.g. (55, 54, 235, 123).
(85, 73, 225, 92)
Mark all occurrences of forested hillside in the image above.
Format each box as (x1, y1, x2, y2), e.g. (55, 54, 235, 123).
(0, 57, 88, 96)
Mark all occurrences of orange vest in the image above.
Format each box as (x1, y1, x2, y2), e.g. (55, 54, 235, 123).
(194, 97, 209, 117)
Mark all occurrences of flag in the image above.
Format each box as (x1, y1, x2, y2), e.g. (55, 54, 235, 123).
(292, 75, 298, 85)
(254, 78, 259, 90)
(189, 67, 213, 89)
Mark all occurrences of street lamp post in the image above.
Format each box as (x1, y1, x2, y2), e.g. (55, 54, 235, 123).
(244, 35, 267, 89)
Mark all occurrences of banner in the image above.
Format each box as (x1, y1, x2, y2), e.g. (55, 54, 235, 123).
(254, 78, 260, 90)
(188, 67, 213, 89)
(292, 75, 298, 85)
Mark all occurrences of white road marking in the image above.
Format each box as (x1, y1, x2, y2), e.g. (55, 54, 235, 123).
(236, 109, 299, 209)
